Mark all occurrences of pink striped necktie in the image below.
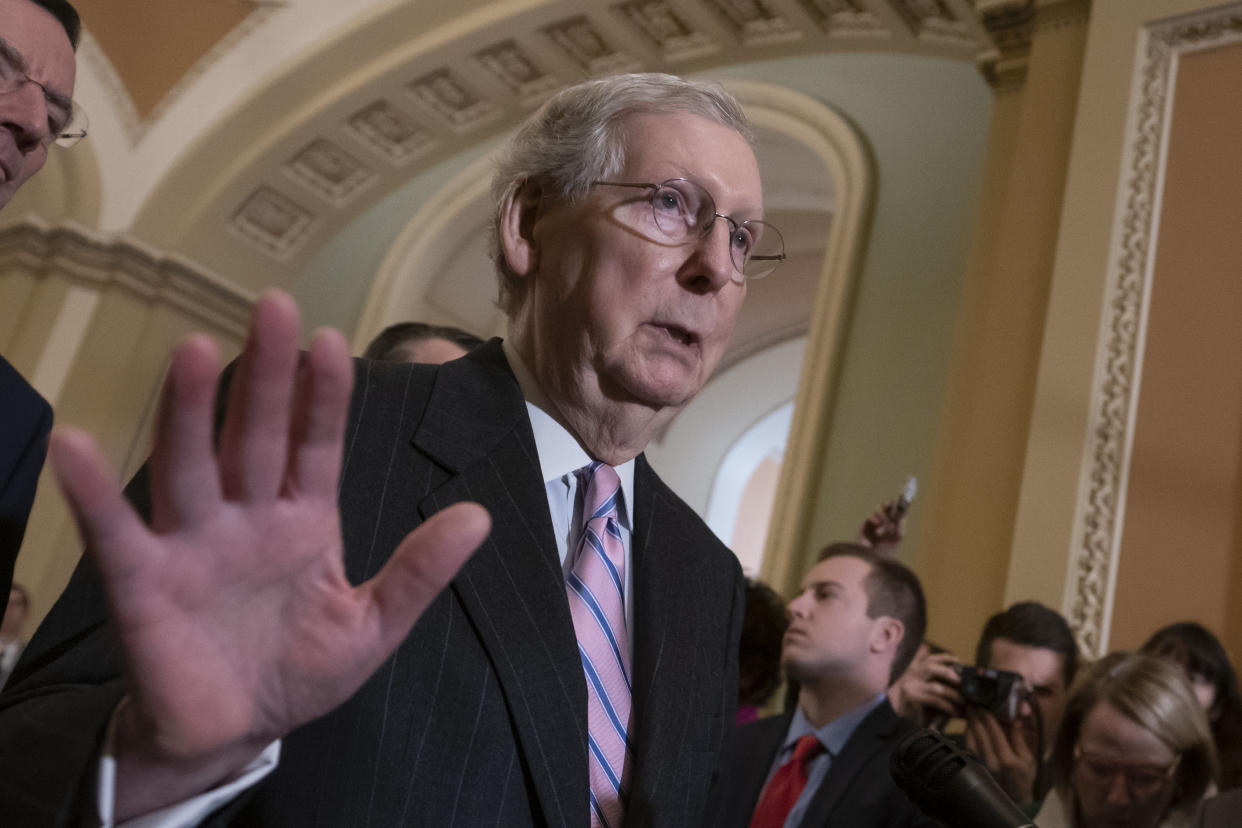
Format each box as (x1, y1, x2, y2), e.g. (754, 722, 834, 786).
(567, 461, 632, 828)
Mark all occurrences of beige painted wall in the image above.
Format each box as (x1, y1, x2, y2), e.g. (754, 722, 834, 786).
(1108, 41, 1242, 651)
(1009, 0, 1242, 657)
(1, 226, 251, 631)
(915, 4, 1090, 657)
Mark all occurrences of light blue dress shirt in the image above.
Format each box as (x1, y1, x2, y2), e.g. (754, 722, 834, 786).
(762, 692, 888, 828)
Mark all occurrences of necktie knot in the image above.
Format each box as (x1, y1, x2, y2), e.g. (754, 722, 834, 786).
(791, 733, 823, 765)
(580, 461, 621, 523)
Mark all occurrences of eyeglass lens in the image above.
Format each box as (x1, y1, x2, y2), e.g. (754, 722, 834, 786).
(0, 39, 87, 147)
(647, 180, 784, 279)
(1076, 754, 1173, 796)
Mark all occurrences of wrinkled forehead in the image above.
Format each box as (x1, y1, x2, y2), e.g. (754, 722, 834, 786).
(615, 110, 763, 215)
(1, 0, 76, 94)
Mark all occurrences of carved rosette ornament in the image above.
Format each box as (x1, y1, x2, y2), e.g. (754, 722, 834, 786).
(1067, 4, 1242, 658)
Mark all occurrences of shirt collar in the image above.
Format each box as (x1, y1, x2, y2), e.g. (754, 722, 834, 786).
(501, 340, 635, 528)
(784, 692, 888, 758)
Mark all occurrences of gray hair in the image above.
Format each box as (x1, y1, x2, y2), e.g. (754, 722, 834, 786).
(489, 72, 754, 316)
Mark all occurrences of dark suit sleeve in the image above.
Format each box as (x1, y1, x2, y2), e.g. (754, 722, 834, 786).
(0, 356, 53, 619)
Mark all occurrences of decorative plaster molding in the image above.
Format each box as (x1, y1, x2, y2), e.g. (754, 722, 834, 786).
(707, 0, 801, 45)
(227, 187, 318, 262)
(408, 69, 502, 134)
(543, 16, 641, 74)
(618, 1, 721, 61)
(125, 0, 995, 266)
(976, 0, 1090, 92)
(797, 0, 887, 37)
(285, 139, 377, 207)
(345, 100, 439, 166)
(0, 220, 254, 337)
(893, 0, 974, 44)
(473, 41, 563, 104)
(1065, 4, 1242, 658)
(976, 0, 1035, 90)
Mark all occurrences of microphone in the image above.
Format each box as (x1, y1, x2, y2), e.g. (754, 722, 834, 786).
(890, 727, 1037, 828)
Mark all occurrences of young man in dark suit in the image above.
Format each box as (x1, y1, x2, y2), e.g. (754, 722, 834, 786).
(707, 543, 941, 828)
(0, 72, 779, 826)
(0, 0, 84, 617)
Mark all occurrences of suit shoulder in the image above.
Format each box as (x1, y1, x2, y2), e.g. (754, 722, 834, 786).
(0, 356, 51, 434)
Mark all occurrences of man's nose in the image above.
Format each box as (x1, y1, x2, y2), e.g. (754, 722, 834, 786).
(787, 592, 810, 619)
(1104, 772, 1131, 805)
(683, 218, 739, 291)
(4, 81, 52, 151)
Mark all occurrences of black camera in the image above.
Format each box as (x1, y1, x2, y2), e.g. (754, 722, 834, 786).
(951, 665, 1025, 722)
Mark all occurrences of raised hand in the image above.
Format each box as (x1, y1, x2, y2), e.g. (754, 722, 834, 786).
(858, 501, 905, 551)
(49, 292, 490, 819)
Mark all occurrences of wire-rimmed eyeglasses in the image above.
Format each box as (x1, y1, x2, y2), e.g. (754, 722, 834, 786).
(592, 178, 785, 282)
(0, 37, 88, 148)
(1072, 745, 1181, 799)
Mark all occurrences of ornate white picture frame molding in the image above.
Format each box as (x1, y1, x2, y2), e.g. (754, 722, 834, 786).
(1064, 2, 1242, 658)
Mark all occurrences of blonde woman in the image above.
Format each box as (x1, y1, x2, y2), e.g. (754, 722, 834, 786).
(1037, 652, 1217, 828)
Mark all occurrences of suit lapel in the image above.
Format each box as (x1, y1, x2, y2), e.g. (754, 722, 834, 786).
(627, 456, 720, 812)
(798, 701, 901, 827)
(725, 714, 793, 828)
(412, 342, 588, 827)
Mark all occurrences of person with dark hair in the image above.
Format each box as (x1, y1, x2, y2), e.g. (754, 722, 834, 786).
(28, 0, 80, 46)
(959, 600, 1081, 814)
(707, 543, 939, 827)
(1142, 622, 1242, 791)
(362, 321, 485, 364)
(1, 72, 769, 826)
(1038, 652, 1216, 828)
(0, 0, 83, 620)
(738, 578, 788, 724)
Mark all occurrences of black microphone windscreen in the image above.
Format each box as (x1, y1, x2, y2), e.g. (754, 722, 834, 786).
(890, 727, 1036, 828)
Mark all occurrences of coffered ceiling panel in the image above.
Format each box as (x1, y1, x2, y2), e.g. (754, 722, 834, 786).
(108, 0, 991, 292)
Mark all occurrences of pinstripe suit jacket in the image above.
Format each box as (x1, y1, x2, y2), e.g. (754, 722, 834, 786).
(0, 355, 52, 619)
(0, 340, 744, 827)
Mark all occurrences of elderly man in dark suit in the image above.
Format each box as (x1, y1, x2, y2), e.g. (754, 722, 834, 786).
(0, 72, 783, 826)
(0, 0, 84, 617)
(707, 544, 941, 828)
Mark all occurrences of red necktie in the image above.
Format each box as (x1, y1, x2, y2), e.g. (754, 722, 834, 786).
(748, 733, 824, 828)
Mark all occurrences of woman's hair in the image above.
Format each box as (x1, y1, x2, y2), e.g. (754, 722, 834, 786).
(1050, 652, 1217, 817)
(1142, 621, 1242, 789)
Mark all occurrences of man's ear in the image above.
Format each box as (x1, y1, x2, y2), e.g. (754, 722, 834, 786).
(871, 617, 905, 658)
(499, 180, 542, 279)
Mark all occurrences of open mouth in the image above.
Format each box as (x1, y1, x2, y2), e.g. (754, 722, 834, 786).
(658, 324, 696, 347)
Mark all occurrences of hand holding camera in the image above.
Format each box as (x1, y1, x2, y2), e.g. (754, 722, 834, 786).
(888, 646, 964, 725)
(958, 666, 1042, 808)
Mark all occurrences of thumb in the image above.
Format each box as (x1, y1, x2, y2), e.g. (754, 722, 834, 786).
(365, 502, 492, 655)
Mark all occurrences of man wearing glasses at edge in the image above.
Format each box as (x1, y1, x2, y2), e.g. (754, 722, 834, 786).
(0, 0, 86, 620)
(0, 72, 787, 827)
